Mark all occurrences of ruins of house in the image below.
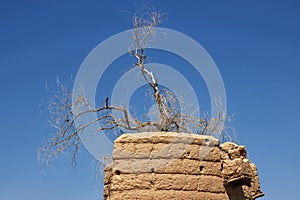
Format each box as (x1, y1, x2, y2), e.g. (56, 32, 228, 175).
(104, 132, 264, 199)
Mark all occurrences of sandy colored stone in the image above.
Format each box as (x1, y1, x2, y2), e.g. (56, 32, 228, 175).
(110, 174, 154, 191)
(113, 142, 154, 159)
(105, 132, 264, 200)
(108, 190, 229, 200)
(222, 158, 253, 186)
(250, 163, 258, 176)
(220, 142, 238, 152)
(150, 143, 182, 159)
(134, 142, 154, 154)
(112, 158, 222, 176)
(115, 132, 190, 144)
(197, 175, 225, 193)
(153, 190, 228, 200)
(201, 146, 222, 161)
(155, 174, 185, 190)
(115, 132, 219, 145)
(181, 144, 200, 159)
(164, 159, 222, 176)
(220, 148, 230, 160)
(228, 145, 247, 159)
(112, 159, 153, 173)
(108, 190, 154, 200)
(104, 165, 112, 185)
(242, 163, 264, 199)
(154, 174, 215, 191)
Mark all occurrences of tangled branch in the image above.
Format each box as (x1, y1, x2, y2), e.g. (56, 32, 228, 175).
(38, 7, 235, 168)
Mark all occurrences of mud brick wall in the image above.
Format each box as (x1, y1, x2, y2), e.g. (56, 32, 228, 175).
(104, 132, 264, 200)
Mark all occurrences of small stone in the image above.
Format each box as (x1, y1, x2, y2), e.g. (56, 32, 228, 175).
(220, 142, 238, 152)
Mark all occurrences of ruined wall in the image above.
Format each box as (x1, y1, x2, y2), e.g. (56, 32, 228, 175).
(104, 132, 264, 200)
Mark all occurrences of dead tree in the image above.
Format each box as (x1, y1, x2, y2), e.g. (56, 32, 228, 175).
(38, 7, 234, 168)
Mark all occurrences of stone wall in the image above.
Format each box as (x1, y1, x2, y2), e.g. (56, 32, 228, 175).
(104, 132, 264, 200)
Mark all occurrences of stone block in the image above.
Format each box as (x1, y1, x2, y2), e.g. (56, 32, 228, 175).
(220, 142, 238, 152)
(198, 175, 225, 193)
(105, 132, 264, 200)
(109, 190, 154, 200)
(228, 145, 247, 159)
(222, 158, 253, 186)
(110, 174, 154, 191)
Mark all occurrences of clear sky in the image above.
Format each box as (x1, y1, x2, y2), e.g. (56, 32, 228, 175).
(0, 0, 299, 199)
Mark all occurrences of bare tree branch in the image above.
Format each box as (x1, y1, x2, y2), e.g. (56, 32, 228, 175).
(38, 6, 235, 168)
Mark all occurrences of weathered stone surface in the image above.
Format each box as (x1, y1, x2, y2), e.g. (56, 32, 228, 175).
(115, 132, 219, 145)
(104, 165, 112, 185)
(153, 190, 228, 200)
(202, 146, 222, 161)
(164, 159, 222, 176)
(112, 158, 153, 173)
(104, 132, 264, 200)
(109, 190, 229, 200)
(110, 174, 154, 191)
(222, 158, 253, 186)
(112, 158, 222, 176)
(113, 142, 153, 159)
(155, 174, 191, 190)
(228, 145, 247, 159)
(109, 190, 154, 200)
(242, 164, 264, 199)
(114, 143, 222, 161)
(197, 175, 225, 193)
(220, 142, 238, 152)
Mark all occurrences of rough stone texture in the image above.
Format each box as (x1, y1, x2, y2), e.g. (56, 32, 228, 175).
(222, 158, 253, 186)
(104, 132, 264, 200)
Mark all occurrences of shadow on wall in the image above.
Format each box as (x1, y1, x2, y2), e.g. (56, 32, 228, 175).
(225, 185, 245, 200)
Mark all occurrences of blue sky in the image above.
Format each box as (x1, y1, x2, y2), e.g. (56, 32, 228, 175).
(0, 0, 299, 199)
